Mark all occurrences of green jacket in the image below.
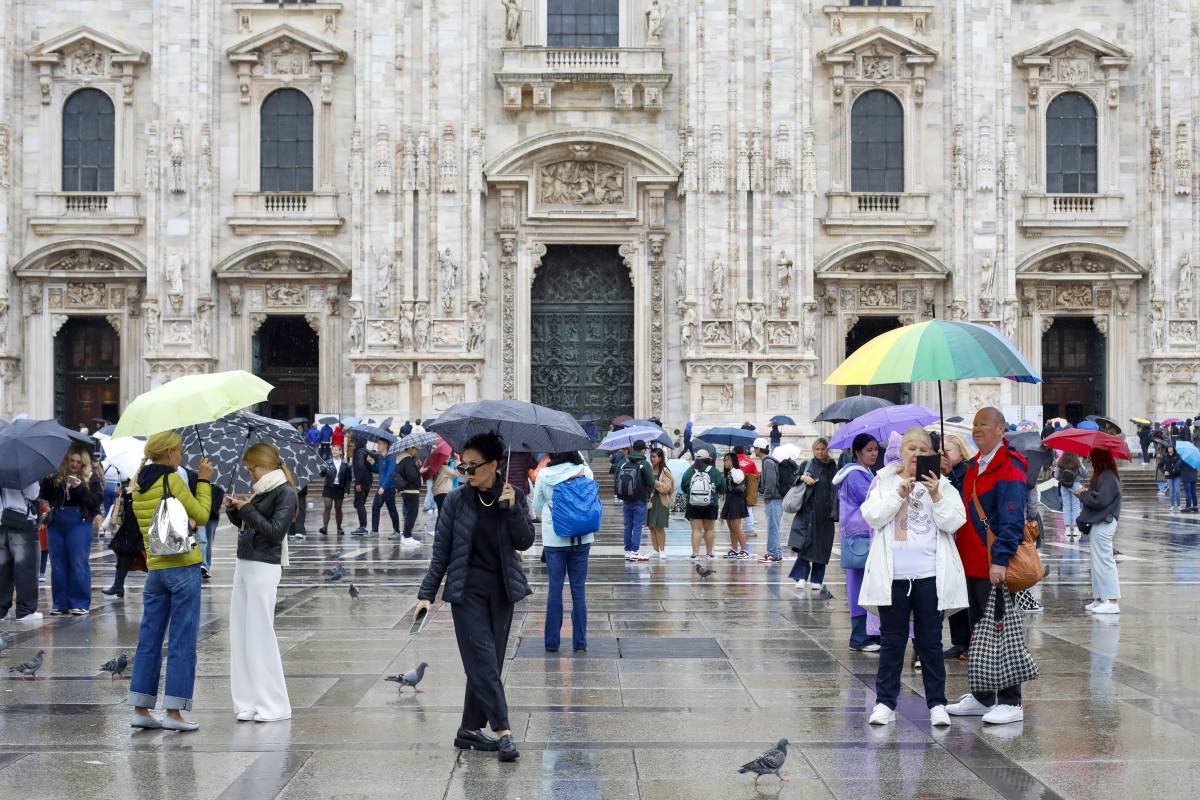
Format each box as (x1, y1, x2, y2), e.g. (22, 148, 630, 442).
(131, 465, 211, 571)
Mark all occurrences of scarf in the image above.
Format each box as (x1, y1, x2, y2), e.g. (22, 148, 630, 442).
(250, 469, 291, 566)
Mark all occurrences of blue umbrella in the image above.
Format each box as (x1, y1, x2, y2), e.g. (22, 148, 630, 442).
(341, 416, 361, 428)
(599, 426, 672, 451)
(696, 427, 759, 448)
(1077, 420, 1100, 431)
(621, 418, 664, 430)
(1177, 441, 1200, 469)
(769, 415, 797, 426)
(352, 425, 398, 444)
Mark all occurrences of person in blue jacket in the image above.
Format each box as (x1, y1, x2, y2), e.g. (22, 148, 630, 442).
(367, 439, 400, 535)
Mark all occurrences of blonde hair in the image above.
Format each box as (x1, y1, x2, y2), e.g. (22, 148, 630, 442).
(242, 443, 296, 486)
(144, 431, 183, 464)
(54, 443, 93, 485)
(901, 427, 932, 449)
(942, 433, 975, 461)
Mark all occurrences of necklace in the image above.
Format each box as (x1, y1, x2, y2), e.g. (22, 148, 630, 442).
(477, 491, 496, 508)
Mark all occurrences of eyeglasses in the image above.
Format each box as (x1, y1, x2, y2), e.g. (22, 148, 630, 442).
(456, 460, 493, 476)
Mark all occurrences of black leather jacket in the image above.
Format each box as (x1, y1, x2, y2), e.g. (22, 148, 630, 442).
(227, 483, 298, 565)
(418, 483, 535, 605)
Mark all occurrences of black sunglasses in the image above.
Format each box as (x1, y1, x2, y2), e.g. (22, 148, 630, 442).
(456, 460, 495, 476)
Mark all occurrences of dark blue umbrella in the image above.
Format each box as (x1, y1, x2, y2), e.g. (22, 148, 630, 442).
(0, 419, 89, 488)
(427, 399, 591, 453)
(696, 427, 759, 448)
(621, 418, 665, 430)
(769, 415, 796, 426)
(351, 425, 397, 444)
(813, 395, 894, 424)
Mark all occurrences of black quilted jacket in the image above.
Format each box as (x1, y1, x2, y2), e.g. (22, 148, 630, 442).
(418, 483, 535, 605)
(227, 484, 298, 565)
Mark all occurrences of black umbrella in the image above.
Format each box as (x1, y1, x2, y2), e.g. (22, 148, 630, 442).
(427, 400, 591, 454)
(179, 411, 328, 492)
(1086, 414, 1123, 435)
(351, 425, 397, 444)
(317, 415, 339, 426)
(287, 416, 308, 426)
(769, 415, 797, 426)
(621, 418, 665, 430)
(0, 419, 89, 488)
(813, 395, 894, 424)
(1006, 431, 1043, 452)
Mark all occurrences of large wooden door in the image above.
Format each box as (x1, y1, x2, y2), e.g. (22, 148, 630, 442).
(1041, 317, 1105, 424)
(54, 317, 120, 429)
(253, 316, 319, 420)
(844, 316, 911, 406)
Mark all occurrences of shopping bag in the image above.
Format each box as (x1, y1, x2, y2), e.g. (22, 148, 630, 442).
(967, 586, 1039, 693)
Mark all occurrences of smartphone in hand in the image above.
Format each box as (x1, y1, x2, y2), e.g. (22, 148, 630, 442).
(915, 454, 941, 482)
(409, 605, 430, 635)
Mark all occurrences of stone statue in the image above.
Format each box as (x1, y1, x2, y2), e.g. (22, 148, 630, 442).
(710, 257, 726, 314)
(0, 300, 8, 351)
(674, 257, 686, 299)
(479, 256, 491, 296)
(144, 303, 160, 350)
(348, 301, 364, 353)
(645, 0, 664, 44)
(679, 303, 697, 354)
(168, 121, 186, 194)
(399, 302, 415, 351)
(196, 297, 214, 350)
(735, 302, 753, 350)
(413, 302, 430, 351)
(502, 0, 521, 44)
(438, 248, 458, 312)
(466, 301, 485, 352)
(979, 256, 996, 303)
(374, 248, 393, 313)
(802, 307, 817, 357)
(1151, 299, 1165, 351)
(1179, 252, 1194, 314)
(228, 284, 242, 317)
(777, 251, 793, 315)
(749, 303, 765, 352)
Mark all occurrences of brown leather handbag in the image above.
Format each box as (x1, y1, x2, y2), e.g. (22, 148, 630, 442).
(971, 491, 1044, 592)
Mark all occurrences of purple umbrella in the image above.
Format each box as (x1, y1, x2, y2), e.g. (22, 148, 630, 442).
(829, 404, 939, 450)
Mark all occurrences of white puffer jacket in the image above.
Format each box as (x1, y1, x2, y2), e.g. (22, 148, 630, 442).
(858, 462, 969, 615)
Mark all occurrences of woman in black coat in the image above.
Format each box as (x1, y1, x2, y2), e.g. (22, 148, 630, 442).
(787, 437, 838, 592)
(102, 482, 145, 599)
(414, 432, 534, 763)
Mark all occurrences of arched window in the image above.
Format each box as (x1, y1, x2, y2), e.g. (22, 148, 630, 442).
(851, 90, 904, 193)
(260, 88, 313, 192)
(547, 0, 619, 48)
(1046, 91, 1098, 194)
(62, 88, 115, 192)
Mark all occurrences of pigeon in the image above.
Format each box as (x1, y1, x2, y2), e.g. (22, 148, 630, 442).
(0, 630, 10, 656)
(738, 738, 789, 786)
(348, 582, 360, 599)
(695, 562, 715, 580)
(327, 550, 344, 561)
(819, 585, 835, 600)
(385, 662, 429, 693)
(10, 650, 45, 680)
(99, 653, 130, 681)
(325, 564, 345, 582)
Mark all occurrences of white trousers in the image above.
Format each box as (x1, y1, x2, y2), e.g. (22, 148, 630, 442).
(230, 558, 291, 721)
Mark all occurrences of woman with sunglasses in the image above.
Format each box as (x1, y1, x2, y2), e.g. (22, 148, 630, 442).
(414, 432, 534, 763)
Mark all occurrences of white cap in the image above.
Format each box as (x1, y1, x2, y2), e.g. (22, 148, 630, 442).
(753, 437, 770, 451)
(695, 449, 712, 459)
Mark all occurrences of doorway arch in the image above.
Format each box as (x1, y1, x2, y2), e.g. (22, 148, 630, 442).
(844, 316, 911, 406)
(1041, 317, 1105, 424)
(55, 317, 121, 428)
(253, 316, 319, 420)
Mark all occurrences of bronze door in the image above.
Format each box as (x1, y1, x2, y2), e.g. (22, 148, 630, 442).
(531, 245, 634, 423)
(54, 317, 121, 429)
(1041, 317, 1105, 424)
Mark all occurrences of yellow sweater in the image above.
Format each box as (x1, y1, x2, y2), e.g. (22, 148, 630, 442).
(131, 468, 211, 571)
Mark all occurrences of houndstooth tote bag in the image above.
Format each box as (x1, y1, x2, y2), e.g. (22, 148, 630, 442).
(968, 586, 1040, 693)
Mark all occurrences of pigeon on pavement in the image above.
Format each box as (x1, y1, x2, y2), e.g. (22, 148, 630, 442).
(0, 631, 10, 656)
(385, 662, 429, 693)
(348, 582, 360, 599)
(325, 564, 345, 582)
(737, 738, 789, 786)
(99, 653, 130, 681)
(10, 650, 45, 680)
(327, 550, 344, 561)
(819, 585, 835, 600)
(695, 562, 715, 580)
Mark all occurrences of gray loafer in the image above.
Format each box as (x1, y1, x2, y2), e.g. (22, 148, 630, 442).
(131, 712, 162, 730)
(160, 716, 199, 732)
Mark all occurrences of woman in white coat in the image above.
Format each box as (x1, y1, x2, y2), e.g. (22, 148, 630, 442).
(859, 427, 967, 728)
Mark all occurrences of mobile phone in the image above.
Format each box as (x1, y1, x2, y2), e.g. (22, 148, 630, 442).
(915, 454, 941, 482)
(409, 606, 430, 636)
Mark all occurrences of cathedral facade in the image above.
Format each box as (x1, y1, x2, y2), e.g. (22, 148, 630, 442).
(0, 0, 1194, 431)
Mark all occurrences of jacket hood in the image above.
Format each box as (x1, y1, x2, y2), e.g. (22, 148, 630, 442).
(627, 452, 649, 463)
(537, 461, 591, 486)
(137, 463, 176, 493)
(833, 463, 871, 486)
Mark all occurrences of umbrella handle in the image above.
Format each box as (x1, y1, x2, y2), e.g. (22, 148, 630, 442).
(499, 444, 512, 510)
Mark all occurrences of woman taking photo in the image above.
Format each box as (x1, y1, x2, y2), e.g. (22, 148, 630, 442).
(129, 432, 212, 731)
(40, 444, 104, 615)
(1077, 448, 1122, 615)
(529, 451, 594, 653)
(414, 432, 534, 762)
(787, 438, 837, 592)
(225, 444, 298, 722)
(720, 453, 749, 559)
(860, 427, 967, 728)
(647, 449, 674, 560)
(832, 434, 879, 651)
(681, 449, 726, 560)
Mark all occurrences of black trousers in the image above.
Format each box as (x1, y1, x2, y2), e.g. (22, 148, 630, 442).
(401, 492, 420, 537)
(966, 576, 1022, 706)
(354, 479, 372, 528)
(372, 489, 399, 533)
(290, 487, 308, 535)
(112, 552, 138, 593)
(948, 609, 971, 649)
(875, 576, 947, 710)
(451, 572, 514, 733)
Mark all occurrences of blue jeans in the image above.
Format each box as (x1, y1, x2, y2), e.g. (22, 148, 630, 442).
(789, 558, 826, 585)
(544, 543, 590, 651)
(622, 501, 647, 552)
(46, 507, 93, 612)
(764, 498, 783, 557)
(875, 576, 946, 710)
(129, 564, 201, 711)
(1088, 518, 1120, 600)
(199, 519, 217, 570)
(1187, 481, 1198, 510)
(1169, 477, 1182, 508)
(1060, 484, 1082, 527)
(103, 481, 119, 515)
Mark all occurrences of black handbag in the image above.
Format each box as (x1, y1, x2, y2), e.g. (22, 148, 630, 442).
(1, 506, 36, 533)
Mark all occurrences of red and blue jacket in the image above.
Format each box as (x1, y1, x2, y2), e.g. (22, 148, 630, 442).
(956, 441, 1028, 579)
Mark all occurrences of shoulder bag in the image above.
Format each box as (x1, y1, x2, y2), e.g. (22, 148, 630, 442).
(971, 489, 1043, 592)
(147, 476, 195, 557)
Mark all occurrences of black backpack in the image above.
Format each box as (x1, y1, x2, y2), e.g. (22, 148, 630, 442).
(615, 460, 648, 502)
(775, 458, 799, 495)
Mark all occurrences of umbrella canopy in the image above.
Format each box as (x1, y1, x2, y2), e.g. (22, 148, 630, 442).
(1076, 420, 1100, 431)
(825, 320, 1040, 386)
(1038, 478, 1064, 512)
(772, 443, 802, 462)
(1162, 417, 1182, 426)
(395, 431, 441, 451)
(769, 415, 797, 426)
(114, 370, 273, 438)
(1046, 417, 1070, 428)
(288, 416, 308, 426)
(1130, 417, 1151, 426)
(829, 404, 939, 450)
(1043, 429, 1131, 460)
(611, 415, 633, 427)
(599, 426, 672, 451)
(1006, 431, 1043, 452)
(1086, 414, 1123, 435)
(696, 427, 759, 448)
(93, 425, 117, 440)
(428, 400, 592, 454)
(351, 425, 397, 444)
(576, 415, 601, 424)
(316, 415, 340, 426)
(621, 418, 664, 430)
(1176, 441, 1200, 469)
(179, 411, 327, 492)
(99, 437, 146, 482)
(813, 395, 894, 424)
(340, 416, 361, 428)
(0, 419, 85, 489)
(422, 438, 454, 476)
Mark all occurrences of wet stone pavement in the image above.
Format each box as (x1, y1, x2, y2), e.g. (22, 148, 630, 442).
(2, 488, 1200, 800)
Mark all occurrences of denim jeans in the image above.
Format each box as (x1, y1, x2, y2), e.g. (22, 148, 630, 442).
(1060, 484, 1082, 527)
(0, 526, 39, 618)
(46, 507, 93, 612)
(622, 501, 647, 552)
(789, 558, 826, 585)
(1169, 477, 1182, 508)
(875, 576, 947, 710)
(103, 481, 119, 515)
(200, 519, 217, 570)
(764, 498, 783, 557)
(372, 488, 399, 533)
(1187, 481, 1198, 510)
(544, 543, 591, 651)
(129, 564, 201, 711)
(1089, 518, 1120, 600)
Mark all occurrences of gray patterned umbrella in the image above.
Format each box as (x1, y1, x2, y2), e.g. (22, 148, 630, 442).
(394, 431, 441, 451)
(178, 411, 328, 492)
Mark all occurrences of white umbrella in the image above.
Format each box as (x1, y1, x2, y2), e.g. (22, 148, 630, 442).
(773, 443, 802, 462)
(100, 436, 146, 482)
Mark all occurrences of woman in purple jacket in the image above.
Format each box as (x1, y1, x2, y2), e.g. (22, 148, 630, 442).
(833, 433, 880, 651)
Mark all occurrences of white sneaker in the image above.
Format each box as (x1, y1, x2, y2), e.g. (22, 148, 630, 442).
(635, 551, 651, 562)
(981, 704, 1024, 724)
(868, 703, 895, 725)
(930, 705, 951, 727)
(810, 583, 822, 592)
(623, 551, 634, 561)
(1091, 600, 1120, 615)
(794, 579, 807, 591)
(17, 611, 43, 623)
(946, 693, 992, 716)
(1085, 599, 1102, 612)
(658, 551, 668, 561)
(860, 643, 882, 653)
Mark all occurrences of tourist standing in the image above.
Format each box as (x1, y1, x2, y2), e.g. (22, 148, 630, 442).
(369, 439, 400, 536)
(1138, 423, 1152, 464)
(1077, 448, 1123, 615)
(861, 428, 967, 727)
(834, 433, 880, 651)
(318, 422, 333, 460)
(351, 436, 373, 534)
(225, 444, 297, 722)
(681, 450, 726, 559)
(529, 451, 595, 652)
(101, 482, 145, 600)
(616, 441, 655, 561)
(414, 432, 533, 762)
(1056, 451, 1086, 537)
(40, 445, 103, 615)
(941, 433, 975, 660)
(769, 422, 782, 449)
(395, 445, 423, 541)
(787, 438, 837, 592)
(128, 431, 212, 731)
(1181, 453, 1198, 514)
(647, 448, 674, 559)
(0, 480, 42, 622)
(754, 438, 787, 564)
(319, 444, 351, 536)
(431, 456, 457, 512)
(683, 420, 694, 458)
(720, 453, 749, 559)
(1162, 443, 1182, 512)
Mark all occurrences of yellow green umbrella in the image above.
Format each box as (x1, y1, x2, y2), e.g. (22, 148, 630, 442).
(113, 370, 274, 437)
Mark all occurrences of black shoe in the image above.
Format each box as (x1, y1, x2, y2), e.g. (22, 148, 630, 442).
(337, 528, 345, 537)
(454, 728, 500, 752)
(574, 647, 587, 653)
(101, 586, 123, 597)
(943, 645, 966, 660)
(318, 527, 328, 535)
(497, 734, 520, 762)
(545, 646, 559, 653)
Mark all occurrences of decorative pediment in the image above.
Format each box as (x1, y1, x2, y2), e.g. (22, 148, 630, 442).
(226, 24, 345, 68)
(1017, 245, 1144, 281)
(215, 243, 349, 278)
(14, 241, 146, 278)
(819, 26, 938, 66)
(1014, 29, 1132, 69)
(816, 241, 948, 280)
(27, 26, 147, 65)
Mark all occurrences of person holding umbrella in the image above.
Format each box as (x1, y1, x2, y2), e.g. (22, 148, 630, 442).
(368, 439, 401, 537)
(1181, 448, 1199, 514)
(40, 444, 104, 615)
(1161, 442, 1182, 513)
(0, 480, 43, 622)
(351, 434, 374, 534)
(318, 445, 351, 537)
(1075, 448, 1123, 615)
(834, 434, 880, 651)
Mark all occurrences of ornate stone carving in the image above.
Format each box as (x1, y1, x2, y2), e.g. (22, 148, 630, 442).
(397, 302, 415, 350)
(1176, 121, 1192, 196)
(1092, 315, 1110, 337)
(467, 127, 485, 194)
(415, 131, 431, 190)
(1116, 285, 1132, 317)
(539, 160, 624, 205)
(49, 314, 69, 335)
(502, 0, 521, 44)
(265, 284, 305, 307)
(801, 127, 816, 193)
(399, 131, 416, 191)
(24, 282, 42, 316)
(709, 257, 727, 315)
(374, 124, 392, 194)
(707, 126, 726, 193)
(0, 124, 9, 190)
(645, 0, 664, 44)
(500, 236, 517, 396)
(65, 283, 107, 308)
(951, 123, 967, 189)
(163, 320, 193, 346)
(1150, 298, 1165, 352)
(844, 252, 919, 274)
(195, 297, 214, 351)
(978, 256, 996, 315)
(859, 285, 898, 308)
(1055, 285, 1094, 309)
(438, 249, 458, 313)
(679, 127, 698, 196)
(412, 301, 431, 351)
(373, 247, 393, 313)
(167, 120, 186, 194)
(702, 320, 732, 345)
(776, 251, 794, 316)
(465, 301, 486, 353)
(648, 233, 666, 412)
(144, 121, 159, 192)
(0, 300, 7, 350)
(1178, 252, 1194, 316)
(749, 129, 765, 192)
(773, 125, 793, 195)
(1150, 126, 1165, 193)
(143, 301, 160, 349)
(68, 40, 106, 76)
(367, 319, 400, 346)
(196, 122, 211, 190)
(679, 301, 697, 355)
(1001, 125, 1019, 190)
(1040, 315, 1055, 334)
(347, 301, 364, 353)
(976, 118, 994, 192)
(166, 250, 185, 312)
(228, 284, 242, 317)
(735, 130, 750, 192)
(258, 38, 312, 77)
(1038, 253, 1109, 274)
(1168, 383, 1198, 410)
(1168, 320, 1197, 345)
(767, 320, 800, 348)
(439, 125, 458, 192)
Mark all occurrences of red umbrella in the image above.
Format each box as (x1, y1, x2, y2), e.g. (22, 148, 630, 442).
(421, 438, 453, 479)
(1043, 429, 1131, 460)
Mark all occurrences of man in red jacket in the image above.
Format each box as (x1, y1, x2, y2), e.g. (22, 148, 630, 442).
(946, 407, 1028, 726)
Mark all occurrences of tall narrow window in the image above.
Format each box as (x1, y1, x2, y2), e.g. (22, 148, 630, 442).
(260, 88, 313, 192)
(1046, 91, 1098, 194)
(850, 89, 904, 193)
(62, 88, 115, 192)
(547, 0, 619, 48)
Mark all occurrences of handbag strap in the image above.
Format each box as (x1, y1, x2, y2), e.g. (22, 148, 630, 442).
(970, 488, 993, 537)
(993, 585, 1006, 624)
